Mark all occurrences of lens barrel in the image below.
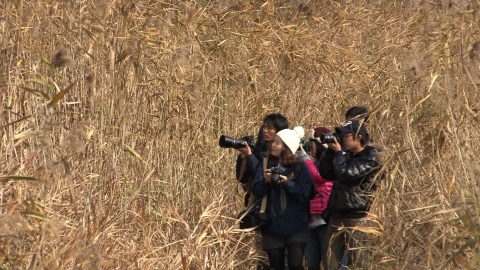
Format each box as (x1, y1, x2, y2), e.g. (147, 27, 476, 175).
(319, 133, 335, 144)
(219, 135, 246, 149)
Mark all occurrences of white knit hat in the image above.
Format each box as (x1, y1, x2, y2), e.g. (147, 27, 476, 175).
(277, 129, 301, 155)
(293, 126, 305, 139)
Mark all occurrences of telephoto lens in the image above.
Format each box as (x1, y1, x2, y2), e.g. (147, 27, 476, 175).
(319, 133, 342, 145)
(319, 133, 335, 144)
(219, 135, 246, 149)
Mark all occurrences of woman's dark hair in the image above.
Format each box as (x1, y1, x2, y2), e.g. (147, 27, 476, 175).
(345, 106, 369, 123)
(311, 140, 326, 160)
(267, 144, 297, 167)
(254, 126, 265, 152)
(263, 113, 289, 133)
(278, 147, 297, 167)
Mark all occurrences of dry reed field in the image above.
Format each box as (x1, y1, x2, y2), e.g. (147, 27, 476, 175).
(1, 0, 480, 269)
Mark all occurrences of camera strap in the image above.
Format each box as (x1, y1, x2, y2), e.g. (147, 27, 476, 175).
(270, 189, 287, 217)
(258, 157, 269, 214)
(260, 194, 268, 214)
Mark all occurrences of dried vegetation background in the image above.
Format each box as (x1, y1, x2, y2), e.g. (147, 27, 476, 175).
(1, 0, 480, 269)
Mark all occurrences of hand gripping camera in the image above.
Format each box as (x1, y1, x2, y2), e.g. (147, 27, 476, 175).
(270, 166, 284, 184)
(319, 132, 343, 145)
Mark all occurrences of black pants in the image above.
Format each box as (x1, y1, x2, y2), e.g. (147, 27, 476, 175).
(266, 242, 306, 270)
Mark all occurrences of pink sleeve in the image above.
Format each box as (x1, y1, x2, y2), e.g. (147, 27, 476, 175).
(303, 160, 323, 187)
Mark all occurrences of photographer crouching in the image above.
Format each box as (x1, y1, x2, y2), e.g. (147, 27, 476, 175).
(318, 120, 381, 270)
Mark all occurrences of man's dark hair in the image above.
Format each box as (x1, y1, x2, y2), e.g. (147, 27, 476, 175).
(345, 106, 369, 123)
(263, 113, 289, 133)
(358, 135, 368, 147)
(310, 140, 326, 160)
(253, 113, 289, 151)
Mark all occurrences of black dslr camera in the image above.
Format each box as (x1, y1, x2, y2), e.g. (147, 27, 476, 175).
(219, 135, 255, 150)
(319, 132, 343, 145)
(270, 167, 284, 184)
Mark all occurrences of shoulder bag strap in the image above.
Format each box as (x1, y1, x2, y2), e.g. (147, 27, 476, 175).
(259, 157, 269, 213)
(260, 194, 268, 213)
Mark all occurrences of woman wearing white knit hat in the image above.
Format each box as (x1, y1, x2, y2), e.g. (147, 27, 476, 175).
(252, 129, 314, 270)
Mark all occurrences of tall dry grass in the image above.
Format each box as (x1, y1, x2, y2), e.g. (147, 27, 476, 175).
(1, 0, 480, 269)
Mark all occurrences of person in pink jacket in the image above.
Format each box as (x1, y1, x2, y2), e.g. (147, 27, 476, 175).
(302, 127, 335, 270)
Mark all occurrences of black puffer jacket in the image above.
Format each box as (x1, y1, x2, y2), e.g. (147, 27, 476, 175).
(319, 146, 381, 218)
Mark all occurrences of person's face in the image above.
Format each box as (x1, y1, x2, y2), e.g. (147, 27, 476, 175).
(342, 132, 361, 151)
(270, 135, 285, 157)
(263, 123, 277, 142)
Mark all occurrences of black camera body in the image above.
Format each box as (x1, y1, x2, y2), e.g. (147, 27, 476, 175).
(219, 135, 255, 150)
(270, 167, 284, 184)
(320, 132, 343, 145)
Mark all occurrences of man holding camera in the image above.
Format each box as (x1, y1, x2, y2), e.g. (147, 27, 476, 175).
(233, 113, 289, 270)
(318, 120, 381, 270)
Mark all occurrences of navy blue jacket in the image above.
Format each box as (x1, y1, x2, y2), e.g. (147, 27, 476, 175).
(252, 161, 312, 237)
(235, 143, 268, 184)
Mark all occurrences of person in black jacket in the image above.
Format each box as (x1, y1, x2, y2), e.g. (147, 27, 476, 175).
(319, 120, 381, 270)
(235, 113, 289, 205)
(235, 113, 289, 270)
